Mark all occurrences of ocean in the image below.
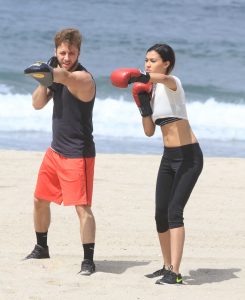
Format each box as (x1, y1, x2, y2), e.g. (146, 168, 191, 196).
(0, 0, 245, 157)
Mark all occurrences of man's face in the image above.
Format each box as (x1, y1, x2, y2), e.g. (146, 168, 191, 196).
(55, 42, 80, 71)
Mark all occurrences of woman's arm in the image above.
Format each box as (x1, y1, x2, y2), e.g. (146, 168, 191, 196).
(142, 116, 156, 137)
(149, 73, 177, 91)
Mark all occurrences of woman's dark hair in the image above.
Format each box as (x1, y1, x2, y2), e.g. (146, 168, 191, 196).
(147, 44, 175, 74)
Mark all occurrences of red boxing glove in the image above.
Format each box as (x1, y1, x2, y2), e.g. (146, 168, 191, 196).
(132, 82, 153, 117)
(110, 68, 150, 88)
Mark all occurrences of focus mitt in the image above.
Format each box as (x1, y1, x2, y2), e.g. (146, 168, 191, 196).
(24, 62, 53, 87)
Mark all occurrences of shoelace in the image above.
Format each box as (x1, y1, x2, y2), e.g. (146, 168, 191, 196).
(168, 265, 173, 271)
(27, 248, 40, 258)
(82, 262, 91, 268)
(82, 260, 94, 269)
(153, 267, 167, 276)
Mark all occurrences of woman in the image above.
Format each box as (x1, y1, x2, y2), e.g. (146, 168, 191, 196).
(111, 44, 203, 285)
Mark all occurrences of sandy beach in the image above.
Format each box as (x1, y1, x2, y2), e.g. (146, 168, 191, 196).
(0, 150, 244, 300)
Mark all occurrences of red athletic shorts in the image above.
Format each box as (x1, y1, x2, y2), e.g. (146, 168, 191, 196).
(34, 148, 95, 206)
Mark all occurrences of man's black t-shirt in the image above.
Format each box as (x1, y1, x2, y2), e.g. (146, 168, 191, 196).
(50, 63, 95, 158)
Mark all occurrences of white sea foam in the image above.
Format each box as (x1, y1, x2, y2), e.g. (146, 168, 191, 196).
(0, 92, 244, 141)
(0, 84, 12, 94)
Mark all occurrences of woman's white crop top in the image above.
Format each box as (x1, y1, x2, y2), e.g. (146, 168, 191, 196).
(151, 76, 188, 123)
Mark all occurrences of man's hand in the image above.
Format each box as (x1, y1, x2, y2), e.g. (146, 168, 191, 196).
(47, 56, 59, 68)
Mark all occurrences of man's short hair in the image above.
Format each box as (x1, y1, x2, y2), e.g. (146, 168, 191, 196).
(54, 28, 82, 51)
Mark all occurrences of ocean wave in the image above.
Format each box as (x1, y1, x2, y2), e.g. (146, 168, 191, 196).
(0, 84, 12, 94)
(0, 92, 244, 142)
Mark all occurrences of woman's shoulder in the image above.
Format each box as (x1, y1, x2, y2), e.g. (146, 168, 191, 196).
(171, 75, 182, 85)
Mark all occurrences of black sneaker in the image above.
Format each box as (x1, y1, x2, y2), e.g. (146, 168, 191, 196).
(155, 270, 183, 285)
(79, 259, 96, 276)
(24, 244, 50, 260)
(145, 266, 169, 278)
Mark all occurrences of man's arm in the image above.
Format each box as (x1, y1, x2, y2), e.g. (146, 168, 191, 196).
(32, 85, 53, 110)
(53, 68, 95, 102)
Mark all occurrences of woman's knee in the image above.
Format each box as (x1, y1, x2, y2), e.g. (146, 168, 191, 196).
(168, 209, 184, 228)
(155, 208, 184, 231)
(155, 210, 169, 233)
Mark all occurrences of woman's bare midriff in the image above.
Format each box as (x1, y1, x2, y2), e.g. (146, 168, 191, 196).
(161, 119, 198, 147)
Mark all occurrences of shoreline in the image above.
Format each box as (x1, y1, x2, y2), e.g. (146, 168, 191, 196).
(0, 150, 244, 299)
(1, 133, 245, 158)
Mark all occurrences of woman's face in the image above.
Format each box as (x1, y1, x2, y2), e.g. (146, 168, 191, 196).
(144, 50, 170, 74)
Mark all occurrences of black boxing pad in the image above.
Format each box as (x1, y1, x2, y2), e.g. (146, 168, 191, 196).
(24, 62, 53, 87)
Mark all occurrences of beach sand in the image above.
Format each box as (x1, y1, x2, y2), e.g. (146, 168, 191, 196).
(0, 150, 244, 300)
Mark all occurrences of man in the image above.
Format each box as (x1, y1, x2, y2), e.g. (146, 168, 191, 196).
(24, 28, 96, 276)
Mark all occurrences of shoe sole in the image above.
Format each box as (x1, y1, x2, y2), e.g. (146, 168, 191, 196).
(79, 270, 95, 276)
(22, 256, 50, 261)
(155, 279, 183, 285)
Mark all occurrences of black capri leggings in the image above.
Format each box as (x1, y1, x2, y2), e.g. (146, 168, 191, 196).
(155, 143, 203, 233)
